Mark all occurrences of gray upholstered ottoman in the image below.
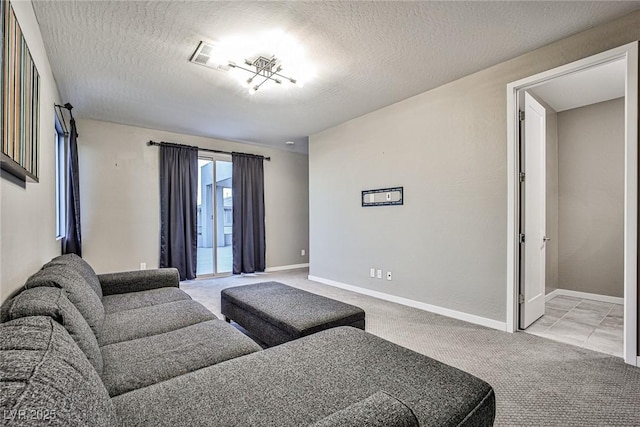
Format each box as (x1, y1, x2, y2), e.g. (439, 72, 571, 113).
(221, 282, 365, 347)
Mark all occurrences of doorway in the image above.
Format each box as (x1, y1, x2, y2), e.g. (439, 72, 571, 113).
(521, 90, 625, 357)
(197, 156, 233, 276)
(506, 42, 638, 366)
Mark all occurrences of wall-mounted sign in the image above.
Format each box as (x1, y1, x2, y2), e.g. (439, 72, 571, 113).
(362, 187, 403, 207)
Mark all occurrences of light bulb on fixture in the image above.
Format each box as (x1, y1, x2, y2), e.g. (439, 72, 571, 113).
(241, 78, 252, 88)
(288, 77, 303, 88)
(248, 86, 257, 95)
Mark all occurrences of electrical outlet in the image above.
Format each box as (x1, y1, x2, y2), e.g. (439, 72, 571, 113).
(140, 262, 147, 270)
(387, 271, 392, 281)
(370, 268, 375, 278)
(301, 249, 306, 256)
(376, 269, 382, 279)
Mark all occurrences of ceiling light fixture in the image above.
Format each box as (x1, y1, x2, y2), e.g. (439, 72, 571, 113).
(190, 33, 315, 94)
(228, 55, 301, 94)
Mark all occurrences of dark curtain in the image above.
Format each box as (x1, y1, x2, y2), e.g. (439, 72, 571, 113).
(159, 145, 198, 280)
(232, 153, 266, 274)
(62, 119, 81, 256)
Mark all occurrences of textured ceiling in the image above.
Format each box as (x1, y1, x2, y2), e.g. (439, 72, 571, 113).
(31, 1, 640, 154)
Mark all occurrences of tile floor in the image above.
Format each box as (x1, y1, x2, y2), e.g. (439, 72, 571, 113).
(524, 295, 623, 357)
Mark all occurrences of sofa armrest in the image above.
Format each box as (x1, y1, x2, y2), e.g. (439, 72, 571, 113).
(98, 268, 180, 296)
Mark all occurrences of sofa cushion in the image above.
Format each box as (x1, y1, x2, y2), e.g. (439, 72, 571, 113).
(101, 319, 262, 396)
(98, 268, 180, 296)
(310, 391, 419, 427)
(112, 327, 495, 427)
(0, 287, 103, 374)
(0, 316, 117, 427)
(102, 287, 192, 314)
(44, 253, 103, 299)
(25, 264, 105, 337)
(99, 299, 217, 346)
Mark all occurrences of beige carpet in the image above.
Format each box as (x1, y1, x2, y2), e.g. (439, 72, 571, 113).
(181, 268, 640, 426)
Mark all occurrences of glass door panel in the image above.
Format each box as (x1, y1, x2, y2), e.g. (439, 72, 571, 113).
(215, 160, 233, 274)
(197, 157, 232, 276)
(197, 159, 215, 276)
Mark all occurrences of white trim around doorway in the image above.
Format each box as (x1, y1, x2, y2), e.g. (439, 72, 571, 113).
(506, 42, 638, 366)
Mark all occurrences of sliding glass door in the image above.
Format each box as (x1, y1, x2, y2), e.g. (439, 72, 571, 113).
(197, 157, 233, 276)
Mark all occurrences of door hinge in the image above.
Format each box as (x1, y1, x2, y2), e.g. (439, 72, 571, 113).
(519, 233, 525, 243)
(518, 294, 525, 304)
(519, 172, 526, 182)
(519, 110, 525, 121)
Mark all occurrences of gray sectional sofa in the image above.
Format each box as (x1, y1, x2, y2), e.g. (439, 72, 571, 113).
(0, 254, 496, 426)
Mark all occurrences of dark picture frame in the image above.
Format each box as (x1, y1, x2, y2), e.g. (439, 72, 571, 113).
(362, 186, 404, 207)
(1, 0, 41, 182)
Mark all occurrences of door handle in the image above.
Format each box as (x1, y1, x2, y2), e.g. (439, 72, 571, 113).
(543, 236, 551, 242)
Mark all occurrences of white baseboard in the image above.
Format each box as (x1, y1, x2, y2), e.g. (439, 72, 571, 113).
(636, 356, 640, 367)
(308, 275, 507, 332)
(265, 263, 309, 272)
(545, 288, 623, 305)
(544, 289, 561, 301)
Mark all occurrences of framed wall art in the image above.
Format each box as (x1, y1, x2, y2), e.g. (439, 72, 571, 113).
(362, 187, 403, 207)
(1, 0, 41, 182)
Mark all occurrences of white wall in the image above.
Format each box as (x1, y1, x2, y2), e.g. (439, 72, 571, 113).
(309, 10, 640, 323)
(557, 98, 624, 298)
(77, 119, 309, 274)
(0, 1, 61, 302)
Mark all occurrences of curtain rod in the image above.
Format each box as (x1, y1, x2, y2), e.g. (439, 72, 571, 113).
(147, 140, 271, 161)
(55, 103, 74, 119)
(55, 103, 76, 136)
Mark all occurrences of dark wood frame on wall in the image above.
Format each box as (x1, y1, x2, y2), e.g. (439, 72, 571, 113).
(0, 0, 41, 182)
(361, 186, 404, 207)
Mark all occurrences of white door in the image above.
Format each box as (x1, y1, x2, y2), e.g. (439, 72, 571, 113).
(520, 92, 547, 328)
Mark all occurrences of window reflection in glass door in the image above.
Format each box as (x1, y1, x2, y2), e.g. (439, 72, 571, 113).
(215, 160, 233, 273)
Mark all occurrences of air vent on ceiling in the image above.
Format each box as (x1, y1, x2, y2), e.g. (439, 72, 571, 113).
(189, 41, 229, 71)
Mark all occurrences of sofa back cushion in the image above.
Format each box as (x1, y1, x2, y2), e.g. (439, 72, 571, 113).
(310, 391, 419, 427)
(0, 287, 103, 374)
(0, 316, 117, 426)
(25, 264, 105, 338)
(44, 254, 103, 299)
